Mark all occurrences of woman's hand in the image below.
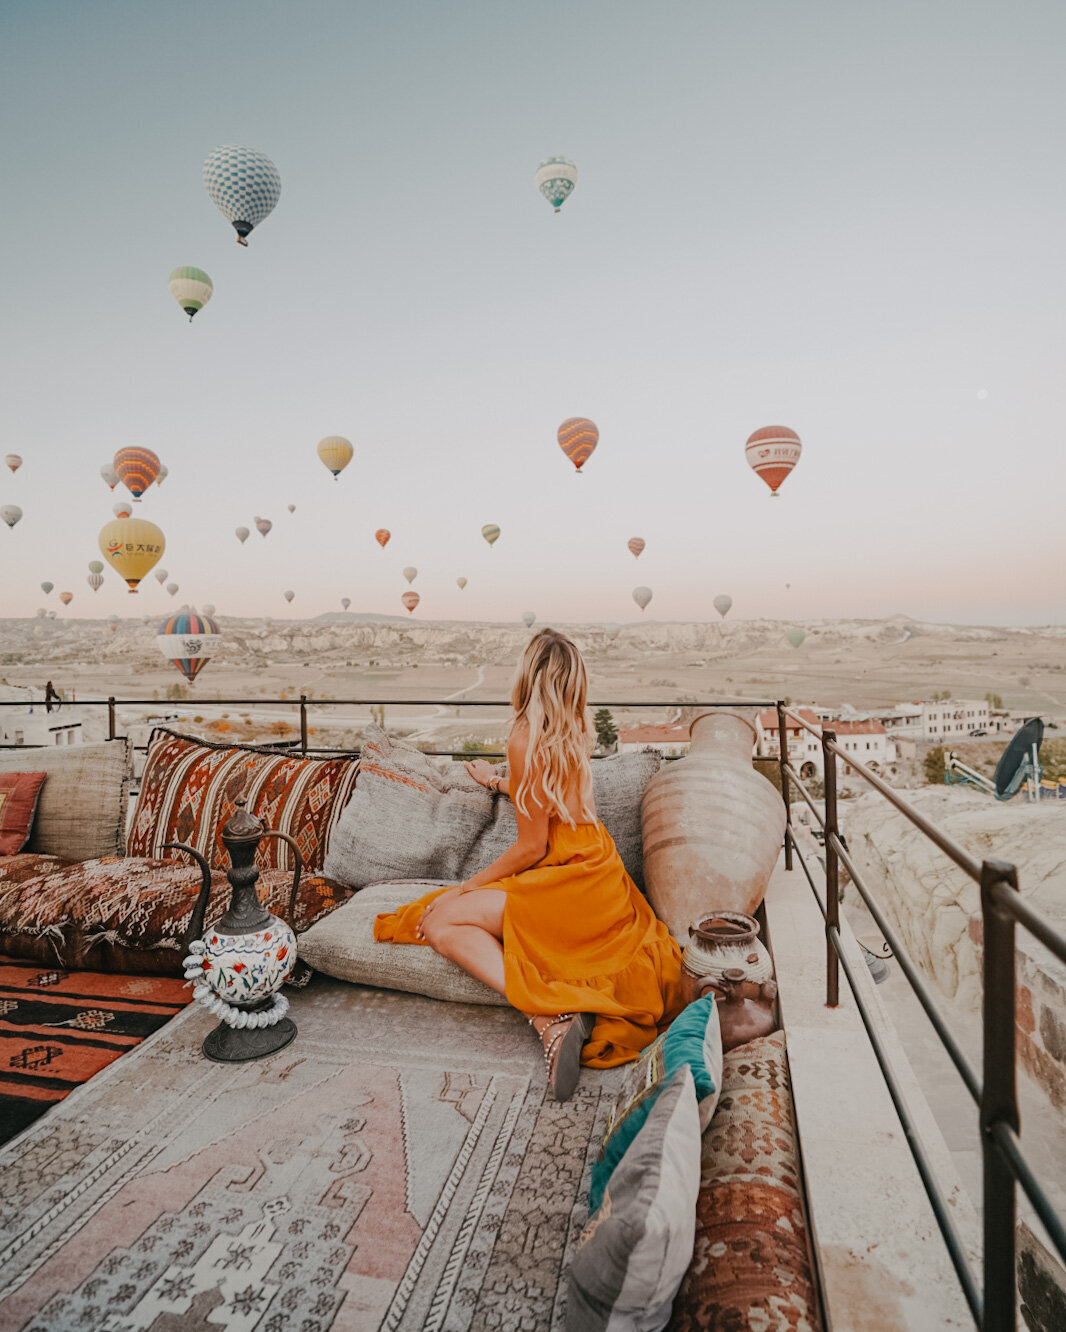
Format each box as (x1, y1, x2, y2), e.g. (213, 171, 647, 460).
(417, 884, 463, 939)
(464, 759, 499, 789)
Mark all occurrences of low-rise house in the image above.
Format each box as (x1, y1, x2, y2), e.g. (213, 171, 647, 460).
(616, 722, 691, 757)
(755, 708, 824, 779)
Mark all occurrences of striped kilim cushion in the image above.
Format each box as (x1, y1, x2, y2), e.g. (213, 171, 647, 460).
(128, 730, 359, 871)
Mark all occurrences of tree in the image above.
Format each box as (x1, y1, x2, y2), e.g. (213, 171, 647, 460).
(985, 691, 1003, 710)
(594, 708, 618, 750)
(923, 746, 945, 785)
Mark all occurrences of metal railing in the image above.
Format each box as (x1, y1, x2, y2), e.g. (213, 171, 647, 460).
(775, 704, 1066, 1330)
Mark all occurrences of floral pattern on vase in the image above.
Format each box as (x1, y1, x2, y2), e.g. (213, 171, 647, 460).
(194, 921, 296, 1006)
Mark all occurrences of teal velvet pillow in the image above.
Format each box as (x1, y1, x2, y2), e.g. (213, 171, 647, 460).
(589, 993, 722, 1214)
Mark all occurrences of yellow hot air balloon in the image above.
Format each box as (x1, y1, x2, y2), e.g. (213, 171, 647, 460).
(481, 524, 501, 548)
(98, 517, 166, 592)
(317, 436, 353, 479)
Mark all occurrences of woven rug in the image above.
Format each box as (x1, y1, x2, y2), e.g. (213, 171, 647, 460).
(0, 958, 189, 1148)
(0, 976, 625, 1331)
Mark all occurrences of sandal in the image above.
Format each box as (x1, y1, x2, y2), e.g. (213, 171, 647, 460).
(530, 1012, 595, 1102)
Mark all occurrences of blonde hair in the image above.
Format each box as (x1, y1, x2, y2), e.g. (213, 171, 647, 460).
(510, 629, 594, 827)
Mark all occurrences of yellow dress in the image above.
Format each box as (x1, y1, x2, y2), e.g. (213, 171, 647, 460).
(373, 814, 684, 1067)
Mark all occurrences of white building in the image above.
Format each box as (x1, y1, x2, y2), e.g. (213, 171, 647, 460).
(918, 700, 990, 741)
(616, 723, 691, 758)
(755, 709, 824, 779)
(832, 719, 891, 775)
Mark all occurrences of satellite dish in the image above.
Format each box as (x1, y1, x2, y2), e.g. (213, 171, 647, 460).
(993, 718, 1043, 800)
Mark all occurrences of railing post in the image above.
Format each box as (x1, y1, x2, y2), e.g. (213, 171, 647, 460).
(299, 695, 308, 754)
(777, 701, 793, 870)
(980, 857, 1021, 1332)
(107, 696, 116, 741)
(821, 727, 840, 1007)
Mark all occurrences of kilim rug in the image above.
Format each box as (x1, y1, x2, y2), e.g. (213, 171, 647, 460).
(0, 975, 625, 1331)
(0, 958, 189, 1147)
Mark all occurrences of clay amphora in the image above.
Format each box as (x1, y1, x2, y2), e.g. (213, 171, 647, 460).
(704, 968, 778, 1053)
(641, 709, 786, 938)
(680, 909, 774, 1006)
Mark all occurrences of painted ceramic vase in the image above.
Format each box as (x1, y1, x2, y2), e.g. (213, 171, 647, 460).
(680, 910, 774, 1006)
(641, 709, 786, 938)
(196, 921, 296, 1004)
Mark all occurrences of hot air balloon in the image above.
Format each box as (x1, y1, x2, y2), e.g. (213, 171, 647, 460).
(168, 266, 213, 321)
(481, 524, 500, 547)
(283, 590, 295, 604)
(157, 608, 222, 682)
(1, 506, 22, 529)
(375, 528, 391, 549)
(154, 568, 168, 585)
(535, 156, 578, 212)
(785, 627, 806, 649)
(235, 526, 250, 544)
(341, 597, 351, 611)
(603, 623, 621, 642)
(4, 454, 22, 473)
(317, 436, 353, 478)
(59, 592, 73, 606)
(166, 583, 179, 597)
(202, 604, 216, 616)
(157, 464, 168, 486)
(87, 572, 104, 592)
(101, 463, 119, 490)
(632, 586, 652, 612)
(522, 611, 536, 629)
(203, 145, 281, 246)
(627, 537, 645, 559)
(255, 517, 272, 537)
(113, 447, 161, 501)
(88, 560, 104, 574)
(456, 576, 467, 590)
(403, 566, 417, 584)
(401, 591, 420, 615)
(98, 518, 165, 592)
(287, 504, 296, 514)
(113, 500, 132, 519)
(557, 418, 598, 473)
(714, 595, 733, 619)
(745, 426, 802, 497)
(40, 581, 53, 594)
(108, 614, 120, 628)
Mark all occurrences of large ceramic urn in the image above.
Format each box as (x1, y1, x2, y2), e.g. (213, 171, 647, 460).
(641, 709, 786, 938)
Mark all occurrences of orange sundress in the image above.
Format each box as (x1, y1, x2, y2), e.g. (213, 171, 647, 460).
(373, 812, 684, 1067)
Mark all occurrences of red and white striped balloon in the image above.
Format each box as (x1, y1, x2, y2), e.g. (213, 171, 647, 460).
(627, 537, 645, 558)
(745, 426, 801, 497)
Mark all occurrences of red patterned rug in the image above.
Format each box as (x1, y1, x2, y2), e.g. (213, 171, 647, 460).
(0, 958, 189, 1146)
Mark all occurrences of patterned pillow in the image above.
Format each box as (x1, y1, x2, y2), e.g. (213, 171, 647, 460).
(297, 880, 509, 1006)
(323, 725, 660, 891)
(589, 993, 723, 1214)
(0, 852, 350, 976)
(666, 1030, 819, 1331)
(567, 1065, 701, 1332)
(128, 729, 359, 872)
(0, 772, 47, 856)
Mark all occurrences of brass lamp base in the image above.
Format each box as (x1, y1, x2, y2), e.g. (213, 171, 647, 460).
(202, 1016, 297, 1063)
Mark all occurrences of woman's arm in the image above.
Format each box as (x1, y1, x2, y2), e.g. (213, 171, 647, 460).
(460, 727, 550, 891)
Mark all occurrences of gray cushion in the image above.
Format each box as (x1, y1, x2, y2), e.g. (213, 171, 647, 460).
(323, 726, 660, 891)
(0, 740, 130, 860)
(566, 1065, 700, 1331)
(296, 880, 509, 1006)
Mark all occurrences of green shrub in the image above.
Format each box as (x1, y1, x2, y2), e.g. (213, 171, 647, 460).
(924, 746, 946, 784)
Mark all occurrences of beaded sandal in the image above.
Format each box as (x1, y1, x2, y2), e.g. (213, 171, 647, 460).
(530, 1012, 595, 1101)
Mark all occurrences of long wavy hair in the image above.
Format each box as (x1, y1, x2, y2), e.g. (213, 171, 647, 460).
(510, 629, 594, 826)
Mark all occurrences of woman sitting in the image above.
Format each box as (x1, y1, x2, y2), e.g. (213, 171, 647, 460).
(374, 628, 683, 1101)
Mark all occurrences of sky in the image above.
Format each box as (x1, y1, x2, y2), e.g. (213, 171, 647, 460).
(1, 0, 1064, 628)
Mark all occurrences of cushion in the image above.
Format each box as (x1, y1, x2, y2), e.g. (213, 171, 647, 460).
(323, 726, 661, 892)
(567, 1065, 701, 1332)
(298, 880, 509, 1006)
(0, 772, 47, 855)
(128, 729, 359, 872)
(0, 741, 130, 861)
(590, 993, 722, 1214)
(666, 1031, 818, 1331)
(0, 852, 351, 976)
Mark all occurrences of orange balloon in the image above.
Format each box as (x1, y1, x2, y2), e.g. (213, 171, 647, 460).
(375, 529, 391, 549)
(744, 426, 801, 496)
(627, 537, 645, 558)
(557, 417, 598, 472)
(401, 591, 420, 615)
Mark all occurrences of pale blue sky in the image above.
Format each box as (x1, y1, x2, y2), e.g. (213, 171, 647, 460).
(1, 0, 1063, 626)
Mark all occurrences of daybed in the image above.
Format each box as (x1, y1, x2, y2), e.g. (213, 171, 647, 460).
(0, 726, 820, 1331)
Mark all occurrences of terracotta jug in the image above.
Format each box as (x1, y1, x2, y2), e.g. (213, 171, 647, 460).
(704, 968, 778, 1052)
(641, 709, 786, 938)
(681, 910, 774, 1006)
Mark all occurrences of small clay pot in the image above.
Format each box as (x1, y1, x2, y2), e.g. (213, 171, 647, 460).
(680, 909, 774, 1006)
(704, 967, 779, 1053)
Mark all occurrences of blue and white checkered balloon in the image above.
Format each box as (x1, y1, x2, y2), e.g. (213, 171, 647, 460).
(203, 144, 281, 245)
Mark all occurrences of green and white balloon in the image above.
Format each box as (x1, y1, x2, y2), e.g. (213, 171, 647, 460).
(535, 157, 578, 213)
(168, 267, 213, 322)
